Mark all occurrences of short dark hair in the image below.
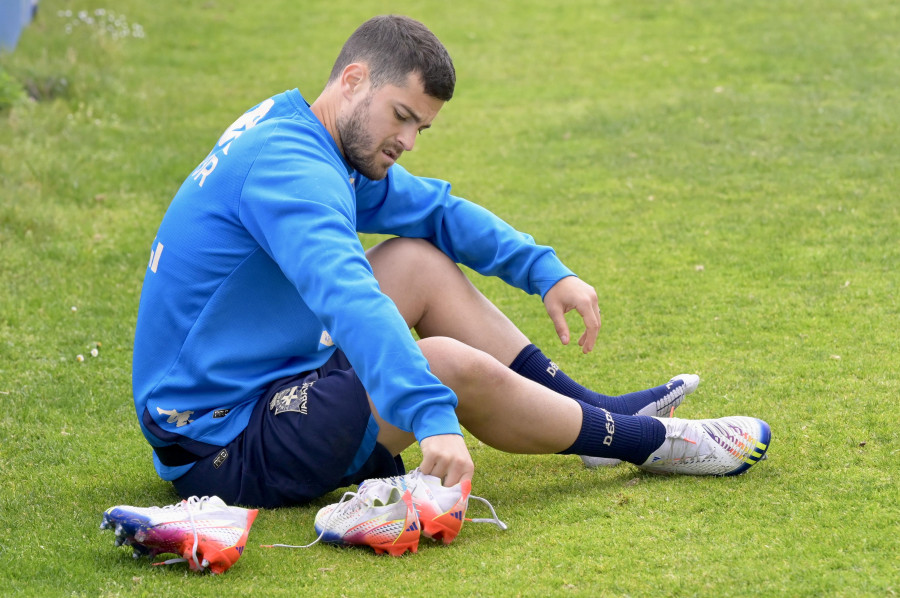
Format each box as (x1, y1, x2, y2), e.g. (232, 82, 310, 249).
(328, 15, 455, 101)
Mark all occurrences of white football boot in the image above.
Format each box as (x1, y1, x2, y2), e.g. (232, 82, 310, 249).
(100, 495, 258, 574)
(581, 374, 700, 468)
(639, 416, 771, 476)
(310, 482, 421, 556)
(394, 469, 507, 544)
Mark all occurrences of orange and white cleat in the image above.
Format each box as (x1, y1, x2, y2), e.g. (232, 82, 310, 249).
(100, 495, 258, 574)
(309, 483, 421, 556)
(403, 471, 507, 544)
(357, 469, 507, 545)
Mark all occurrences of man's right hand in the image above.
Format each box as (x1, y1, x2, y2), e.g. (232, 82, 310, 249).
(418, 433, 474, 487)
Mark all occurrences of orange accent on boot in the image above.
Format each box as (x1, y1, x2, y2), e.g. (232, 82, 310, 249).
(373, 491, 419, 556)
(419, 478, 471, 545)
(194, 508, 259, 574)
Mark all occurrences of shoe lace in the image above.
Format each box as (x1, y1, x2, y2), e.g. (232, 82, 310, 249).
(466, 495, 508, 530)
(151, 496, 212, 570)
(261, 490, 361, 550)
(661, 420, 703, 471)
(361, 471, 417, 492)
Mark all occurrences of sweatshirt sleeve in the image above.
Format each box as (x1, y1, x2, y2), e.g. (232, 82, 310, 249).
(237, 124, 461, 442)
(355, 164, 575, 299)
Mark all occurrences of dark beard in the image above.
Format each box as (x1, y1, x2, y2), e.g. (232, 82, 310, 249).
(337, 95, 387, 181)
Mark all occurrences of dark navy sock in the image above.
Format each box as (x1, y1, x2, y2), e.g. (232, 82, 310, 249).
(557, 401, 666, 463)
(509, 344, 672, 415)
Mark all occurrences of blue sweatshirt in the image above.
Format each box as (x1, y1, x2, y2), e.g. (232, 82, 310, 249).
(133, 89, 575, 480)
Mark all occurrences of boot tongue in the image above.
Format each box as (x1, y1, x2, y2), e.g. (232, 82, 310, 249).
(372, 487, 401, 507)
(367, 484, 402, 507)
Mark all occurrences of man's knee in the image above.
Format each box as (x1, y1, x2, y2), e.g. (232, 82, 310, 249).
(417, 336, 505, 390)
(368, 237, 453, 272)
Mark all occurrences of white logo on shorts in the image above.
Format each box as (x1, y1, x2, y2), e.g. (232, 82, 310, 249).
(269, 382, 314, 415)
(157, 407, 194, 427)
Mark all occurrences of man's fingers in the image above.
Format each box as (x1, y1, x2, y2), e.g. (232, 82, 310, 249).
(576, 301, 601, 353)
(544, 276, 603, 350)
(442, 462, 473, 487)
(423, 459, 473, 487)
(549, 307, 571, 345)
(419, 434, 474, 487)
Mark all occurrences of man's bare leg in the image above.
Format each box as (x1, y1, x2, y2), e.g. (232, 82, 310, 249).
(365, 237, 624, 459)
(367, 237, 583, 479)
(366, 237, 530, 366)
(370, 336, 583, 456)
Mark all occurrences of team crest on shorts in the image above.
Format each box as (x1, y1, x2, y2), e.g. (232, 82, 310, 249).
(269, 381, 314, 415)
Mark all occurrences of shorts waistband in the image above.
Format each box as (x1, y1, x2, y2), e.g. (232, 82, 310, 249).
(154, 444, 205, 466)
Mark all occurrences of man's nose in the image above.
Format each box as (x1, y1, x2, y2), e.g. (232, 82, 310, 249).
(398, 127, 417, 152)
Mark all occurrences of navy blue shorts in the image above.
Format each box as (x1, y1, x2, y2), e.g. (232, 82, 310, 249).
(172, 350, 405, 508)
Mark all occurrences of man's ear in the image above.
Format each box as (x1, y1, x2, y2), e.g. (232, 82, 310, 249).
(340, 63, 369, 99)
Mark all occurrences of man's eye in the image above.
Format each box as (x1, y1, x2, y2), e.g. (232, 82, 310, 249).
(395, 111, 408, 121)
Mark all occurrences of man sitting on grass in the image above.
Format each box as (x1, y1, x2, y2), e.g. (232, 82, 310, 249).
(130, 14, 770, 529)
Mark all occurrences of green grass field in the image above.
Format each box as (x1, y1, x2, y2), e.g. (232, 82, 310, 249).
(1, 0, 898, 595)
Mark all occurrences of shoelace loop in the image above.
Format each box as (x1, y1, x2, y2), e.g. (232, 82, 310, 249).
(261, 490, 360, 550)
(150, 496, 210, 570)
(466, 495, 508, 530)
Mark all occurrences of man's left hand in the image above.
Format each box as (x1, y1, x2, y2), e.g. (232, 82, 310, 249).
(543, 276, 601, 353)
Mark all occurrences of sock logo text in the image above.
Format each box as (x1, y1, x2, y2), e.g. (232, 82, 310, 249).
(603, 409, 615, 446)
(546, 360, 559, 377)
